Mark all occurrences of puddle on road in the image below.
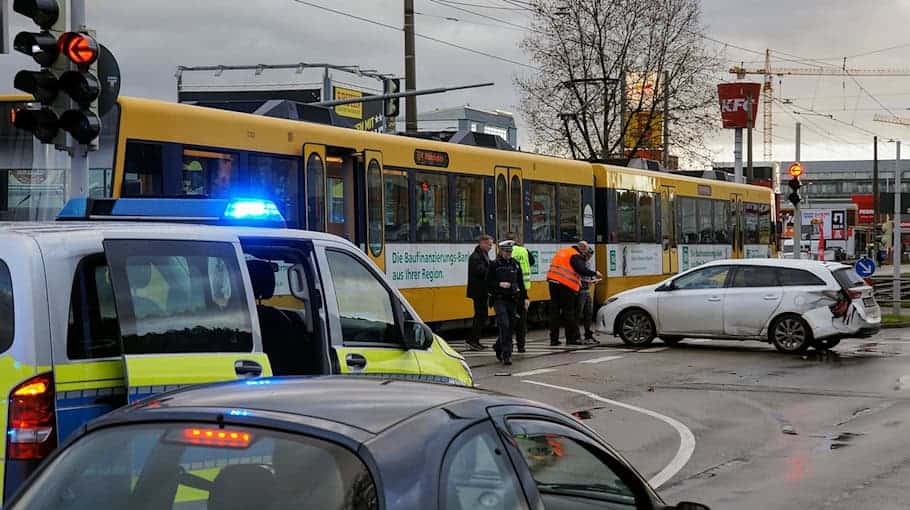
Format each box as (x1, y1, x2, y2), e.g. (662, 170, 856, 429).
(809, 431, 865, 451)
(800, 349, 843, 364)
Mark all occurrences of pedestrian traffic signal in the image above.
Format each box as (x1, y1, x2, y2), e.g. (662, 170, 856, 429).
(787, 176, 802, 206)
(12, 0, 105, 146)
(383, 78, 400, 118)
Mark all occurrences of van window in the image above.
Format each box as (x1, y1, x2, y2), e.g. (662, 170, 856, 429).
(68, 256, 121, 359)
(104, 240, 253, 354)
(0, 259, 12, 353)
(326, 250, 401, 345)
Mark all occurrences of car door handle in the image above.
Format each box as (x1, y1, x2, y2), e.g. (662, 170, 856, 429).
(707, 296, 722, 302)
(345, 353, 368, 371)
(763, 295, 778, 300)
(234, 360, 263, 378)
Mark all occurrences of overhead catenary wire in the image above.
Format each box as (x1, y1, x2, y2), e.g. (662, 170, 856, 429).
(428, 0, 538, 33)
(289, 0, 540, 70)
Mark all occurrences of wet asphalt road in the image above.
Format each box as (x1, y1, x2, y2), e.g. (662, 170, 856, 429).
(455, 327, 910, 509)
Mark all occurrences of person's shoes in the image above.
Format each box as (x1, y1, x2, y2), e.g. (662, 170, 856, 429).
(503, 357, 513, 366)
(494, 345, 502, 361)
(466, 339, 486, 351)
(566, 339, 582, 346)
(517, 347, 527, 353)
(583, 338, 600, 345)
(550, 340, 562, 346)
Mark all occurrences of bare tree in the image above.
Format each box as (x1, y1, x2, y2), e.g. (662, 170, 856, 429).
(515, 0, 720, 166)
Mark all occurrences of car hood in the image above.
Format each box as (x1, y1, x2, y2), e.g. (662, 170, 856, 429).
(613, 282, 662, 300)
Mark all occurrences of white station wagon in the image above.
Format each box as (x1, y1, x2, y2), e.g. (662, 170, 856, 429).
(597, 259, 881, 353)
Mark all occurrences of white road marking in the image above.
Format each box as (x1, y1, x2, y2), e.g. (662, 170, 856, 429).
(689, 339, 713, 343)
(639, 346, 669, 353)
(579, 355, 624, 364)
(524, 380, 696, 489)
(511, 368, 558, 377)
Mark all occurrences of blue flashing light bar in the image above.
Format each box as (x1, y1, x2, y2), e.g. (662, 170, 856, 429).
(57, 197, 286, 228)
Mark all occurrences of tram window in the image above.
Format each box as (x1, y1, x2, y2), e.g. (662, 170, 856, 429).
(696, 199, 716, 244)
(306, 153, 326, 231)
(616, 190, 636, 242)
(416, 172, 450, 242)
(714, 200, 730, 244)
(744, 203, 760, 244)
(510, 175, 522, 236)
(455, 176, 484, 242)
(678, 197, 698, 244)
(638, 192, 656, 243)
(759, 204, 772, 244)
(529, 183, 557, 242)
(367, 160, 383, 256)
(385, 173, 411, 242)
(559, 185, 583, 242)
(123, 141, 164, 196)
(182, 149, 237, 197)
(248, 154, 300, 227)
(496, 174, 508, 241)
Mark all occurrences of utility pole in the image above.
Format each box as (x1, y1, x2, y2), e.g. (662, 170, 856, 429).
(874, 136, 880, 238)
(67, 0, 88, 200)
(746, 92, 753, 183)
(403, 0, 417, 133)
(895, 140, 903, 316)
(662, 70, 670, 170)
(793, 122, 801, 259)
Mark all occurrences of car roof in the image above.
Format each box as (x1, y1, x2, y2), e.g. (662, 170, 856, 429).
(698, 257, 850, 272)
(0, 221, 350, 245)
(110, 376, 514, 435)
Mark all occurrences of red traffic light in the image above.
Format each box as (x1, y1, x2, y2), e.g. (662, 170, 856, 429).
(58, 32, 99, 66)
(788, 162, 804, 178)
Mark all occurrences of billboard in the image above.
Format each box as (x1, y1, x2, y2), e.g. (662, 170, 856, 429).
(717, 82, 761, 129)
(624, 112, 663, 148)
(332, 86, 363, 119)
(626, 72, 659, 109)
(851, 195, 874, 224)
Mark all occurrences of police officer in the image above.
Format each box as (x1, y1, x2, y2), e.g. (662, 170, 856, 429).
(487, 240, 527, 365)
(505, 232, 535, 353)
(547, 241, 601, 346)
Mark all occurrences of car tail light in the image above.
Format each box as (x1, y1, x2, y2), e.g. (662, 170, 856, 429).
(171, 427, 253, 449)
(7, 373, 57, 460)
(846, 289, 862, 300)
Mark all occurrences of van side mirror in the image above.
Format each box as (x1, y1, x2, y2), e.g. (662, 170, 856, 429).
(288, 264, 314, 334)
(404, 320, 435, 350)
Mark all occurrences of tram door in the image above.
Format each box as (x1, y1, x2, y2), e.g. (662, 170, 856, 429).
(731, 194, 744, 259)
(363, 150, 385, 270)
(494, 166, 523, 243)
(661, 185, 678, 274)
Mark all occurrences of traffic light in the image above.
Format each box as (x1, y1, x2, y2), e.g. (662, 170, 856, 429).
(383, 78, 400, 118)
(787, 162, 803, 207)
(12, 0, 103, 146)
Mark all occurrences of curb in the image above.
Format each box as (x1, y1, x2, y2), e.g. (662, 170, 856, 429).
(883, 322, 910, 329)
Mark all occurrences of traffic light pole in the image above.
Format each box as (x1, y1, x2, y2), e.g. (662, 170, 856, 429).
(66, 0, 88, 200)
(894, 140, 902, 316)
(793, 122, 801, 259)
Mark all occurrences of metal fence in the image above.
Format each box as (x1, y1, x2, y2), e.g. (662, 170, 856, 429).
(870, 275, 910, 307)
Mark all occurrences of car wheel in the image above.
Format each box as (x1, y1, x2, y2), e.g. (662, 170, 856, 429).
(770, 315, 812, 354)
(814, 338, 841, 350)
(660, 336, 684, 346)
(618, 309, 656, 346)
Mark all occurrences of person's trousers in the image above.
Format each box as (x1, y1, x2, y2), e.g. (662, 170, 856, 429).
(494, 299, 517, 359)
(577, 289, 594, 338)
(514, 298, 528, 350)
(469, 297, 487, 343)
(549, 282, 580, 343)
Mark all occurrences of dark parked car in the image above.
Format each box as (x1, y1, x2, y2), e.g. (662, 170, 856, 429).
(7, 377, 709, 510)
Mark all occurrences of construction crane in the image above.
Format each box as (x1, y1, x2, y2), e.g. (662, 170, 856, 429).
(729, 51, 910, 161)
(874, 113, 910, 127)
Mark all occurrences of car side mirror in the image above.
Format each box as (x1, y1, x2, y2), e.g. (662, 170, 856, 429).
(674, 502, 711, 510)
(656, 281, 675, 292)
(287, 264, 314, 334)
(404, 320, 435, 350)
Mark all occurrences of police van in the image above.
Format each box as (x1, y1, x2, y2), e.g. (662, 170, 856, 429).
(0, 198, 472, 502)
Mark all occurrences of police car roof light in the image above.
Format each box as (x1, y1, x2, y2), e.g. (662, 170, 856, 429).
(57, 197, 286, 228)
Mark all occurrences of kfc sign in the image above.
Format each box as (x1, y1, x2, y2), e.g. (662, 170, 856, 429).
(717, 83, 762, 129)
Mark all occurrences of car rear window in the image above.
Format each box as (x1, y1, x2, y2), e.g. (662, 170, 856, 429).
(10, 423, 379, 510)
(0, 259, 13, 353)
(833, 267, 866, 288)
(775, 268, 826, 286)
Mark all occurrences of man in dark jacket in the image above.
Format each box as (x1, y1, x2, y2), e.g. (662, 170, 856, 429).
(465, 234, 493, 350)
(486, 240, 527, 365)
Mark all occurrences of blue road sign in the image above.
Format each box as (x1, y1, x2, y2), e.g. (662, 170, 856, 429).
(855, 256, 876, 278)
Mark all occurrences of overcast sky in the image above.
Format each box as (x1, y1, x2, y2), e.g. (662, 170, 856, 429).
(4, 0, 910, 167)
